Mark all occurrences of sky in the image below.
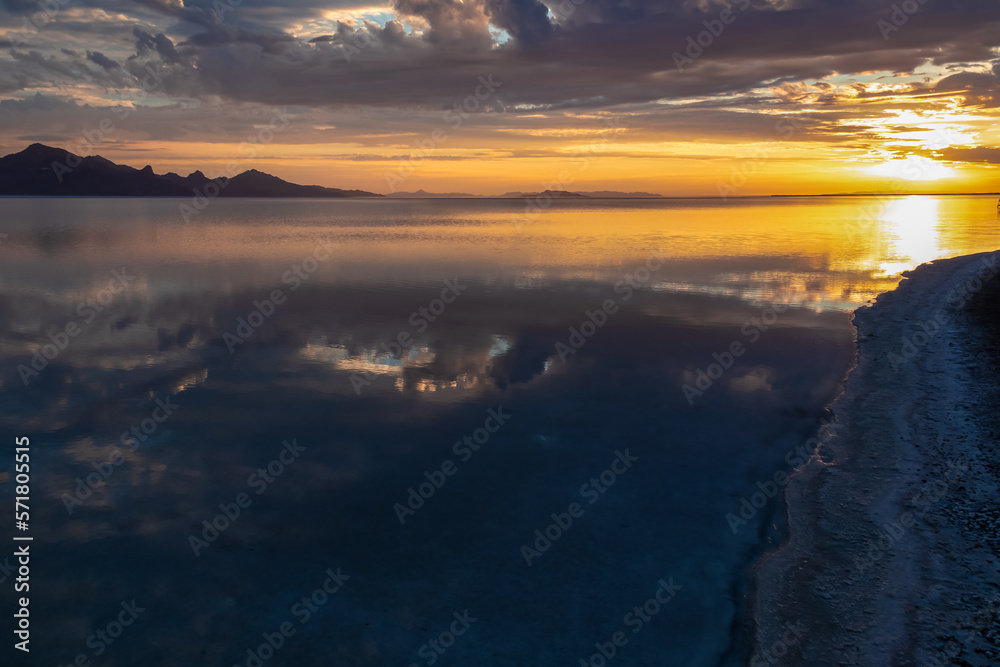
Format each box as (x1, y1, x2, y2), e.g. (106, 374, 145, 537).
(1, 0, 1000, 196)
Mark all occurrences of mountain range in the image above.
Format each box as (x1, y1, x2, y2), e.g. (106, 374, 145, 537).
(0, 144, 381, 198)
(0, 144, 669, 199)
(384, 189, 479, 198)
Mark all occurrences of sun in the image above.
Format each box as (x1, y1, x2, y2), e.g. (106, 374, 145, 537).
(863, 156, 957, 181)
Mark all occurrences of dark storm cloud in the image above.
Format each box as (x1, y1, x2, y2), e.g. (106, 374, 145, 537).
(133, 27, 182, 63)
(138, 0, 1000, 111)
(10, 49, 84, 79)
(86, 50, 120, 70)
(4, 47, 138, 91)
(126, 0, 298, 52)
(2, 0, 1000, 114)
(0, 0, 42, 13)
(483, 0, 554, 44)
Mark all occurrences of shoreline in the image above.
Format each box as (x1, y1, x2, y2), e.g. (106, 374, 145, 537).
(752, 249, 1000, 665)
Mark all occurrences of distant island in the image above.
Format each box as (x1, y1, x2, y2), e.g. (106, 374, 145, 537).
(0, 144, 381, 198)
(501, 189, 590, 199)
(384, 189, 479, 198)
(501, 190, 664, 199)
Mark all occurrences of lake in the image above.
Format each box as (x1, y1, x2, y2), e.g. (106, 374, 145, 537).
(1, 195, 998, 666)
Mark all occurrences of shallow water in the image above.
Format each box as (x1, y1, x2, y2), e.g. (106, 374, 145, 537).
(1, 195, 998, 666)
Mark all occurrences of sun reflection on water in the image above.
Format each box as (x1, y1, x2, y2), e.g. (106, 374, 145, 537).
(875, 196, 943, 277)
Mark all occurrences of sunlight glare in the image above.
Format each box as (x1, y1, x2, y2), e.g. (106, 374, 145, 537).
(875, 196, 943, 276)
(864, 157, 956, 181)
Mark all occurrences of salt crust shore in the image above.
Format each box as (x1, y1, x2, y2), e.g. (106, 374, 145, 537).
(752, 250, 1000, 666)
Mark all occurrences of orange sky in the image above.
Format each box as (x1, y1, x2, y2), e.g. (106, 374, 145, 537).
(86, 86, 1000, 197)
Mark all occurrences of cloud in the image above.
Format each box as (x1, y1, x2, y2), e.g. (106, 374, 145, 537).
(393, 0, 495, 48)
(86, 50, 120, 70)
(0, 0, 997, 113)
(937, 147, 1000, 164)
(934, 71, 1000, 108)
(133, 27, 182, 63)
(0, 0, 43, 13)
(148, 0, 1000, 110)
(483, 0, 554, 44)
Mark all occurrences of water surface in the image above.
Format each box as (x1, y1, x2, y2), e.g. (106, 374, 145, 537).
(1, 196, 998, 666)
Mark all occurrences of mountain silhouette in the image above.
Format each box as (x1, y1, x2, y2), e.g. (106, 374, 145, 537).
(0, 144, 381, 198)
